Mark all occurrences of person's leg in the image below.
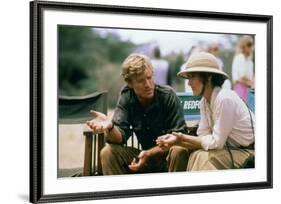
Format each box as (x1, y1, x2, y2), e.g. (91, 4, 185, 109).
(187, 148, 254, 171)
(145, 152, 168, 173)
(100, 143, 140, 175)
(166, 145, 189, 172)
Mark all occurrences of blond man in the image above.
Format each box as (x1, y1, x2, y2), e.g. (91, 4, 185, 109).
(87, 53, 188, 175)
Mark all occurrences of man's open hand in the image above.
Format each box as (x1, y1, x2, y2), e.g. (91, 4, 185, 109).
(86, 110, 112, 134)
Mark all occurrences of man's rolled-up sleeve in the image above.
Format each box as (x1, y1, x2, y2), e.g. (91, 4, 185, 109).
(111, 95, 132, 144)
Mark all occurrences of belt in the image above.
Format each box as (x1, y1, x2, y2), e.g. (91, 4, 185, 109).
(240, 142, 255, 150)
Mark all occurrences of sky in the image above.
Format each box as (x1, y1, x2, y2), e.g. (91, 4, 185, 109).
(93, 27, 238, 56)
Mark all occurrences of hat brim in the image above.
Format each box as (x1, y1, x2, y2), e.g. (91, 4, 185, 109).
(177, 67, 229, 79)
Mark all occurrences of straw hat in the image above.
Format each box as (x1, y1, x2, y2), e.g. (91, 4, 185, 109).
(177, 52, 229, 79)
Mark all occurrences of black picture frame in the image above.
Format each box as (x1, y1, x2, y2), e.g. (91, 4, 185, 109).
(30, 0, 273, 203)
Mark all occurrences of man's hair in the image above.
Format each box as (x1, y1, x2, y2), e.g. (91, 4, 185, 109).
(195, 72, 226, 87)
(121, 53, 153, 82)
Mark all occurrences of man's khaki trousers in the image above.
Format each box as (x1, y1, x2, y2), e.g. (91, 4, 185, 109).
(100, 144, 189, 175)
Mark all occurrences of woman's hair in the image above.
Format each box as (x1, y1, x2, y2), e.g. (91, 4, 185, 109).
(194, 72, 226, 88)
(211, 74, 226, 87)
(121, 53, 153, 82)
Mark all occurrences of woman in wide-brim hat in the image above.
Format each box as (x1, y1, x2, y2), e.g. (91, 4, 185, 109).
(156, 51, 255, 171)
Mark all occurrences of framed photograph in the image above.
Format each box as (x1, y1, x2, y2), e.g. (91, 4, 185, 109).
(30, 0, 273, 203)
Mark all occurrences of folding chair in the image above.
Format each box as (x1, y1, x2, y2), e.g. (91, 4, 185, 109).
(176, 92, 201, 134)
(59, 91, 107, 176)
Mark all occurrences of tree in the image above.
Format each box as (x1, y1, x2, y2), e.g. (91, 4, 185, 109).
(59, 26, 135, 108)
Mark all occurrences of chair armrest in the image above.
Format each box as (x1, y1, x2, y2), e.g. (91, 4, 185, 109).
(83, 131, 93, 176)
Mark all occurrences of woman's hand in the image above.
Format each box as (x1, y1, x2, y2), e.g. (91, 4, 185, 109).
(240, 76, 253, 88)
(156, 134, 179, 150)
(171, 132, 201, 150)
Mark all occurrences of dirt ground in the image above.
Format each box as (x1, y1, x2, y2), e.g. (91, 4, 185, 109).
(59, 110, 115, 171)
(59, 123, 89, 170)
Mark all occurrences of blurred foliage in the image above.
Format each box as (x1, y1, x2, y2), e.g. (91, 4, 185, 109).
(220, 49, 235, 81)
(165, 51, 186, 91)
(59, 26, 135, 107)
(219, 34, 238, 84)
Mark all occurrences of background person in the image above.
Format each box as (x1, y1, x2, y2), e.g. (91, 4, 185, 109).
(150, 46, 172, 86)
(232, 35, 254, 102)
(207, 42, 231, 89)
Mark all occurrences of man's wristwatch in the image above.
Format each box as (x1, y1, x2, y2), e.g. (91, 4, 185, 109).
(108, 123, 115, 132)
